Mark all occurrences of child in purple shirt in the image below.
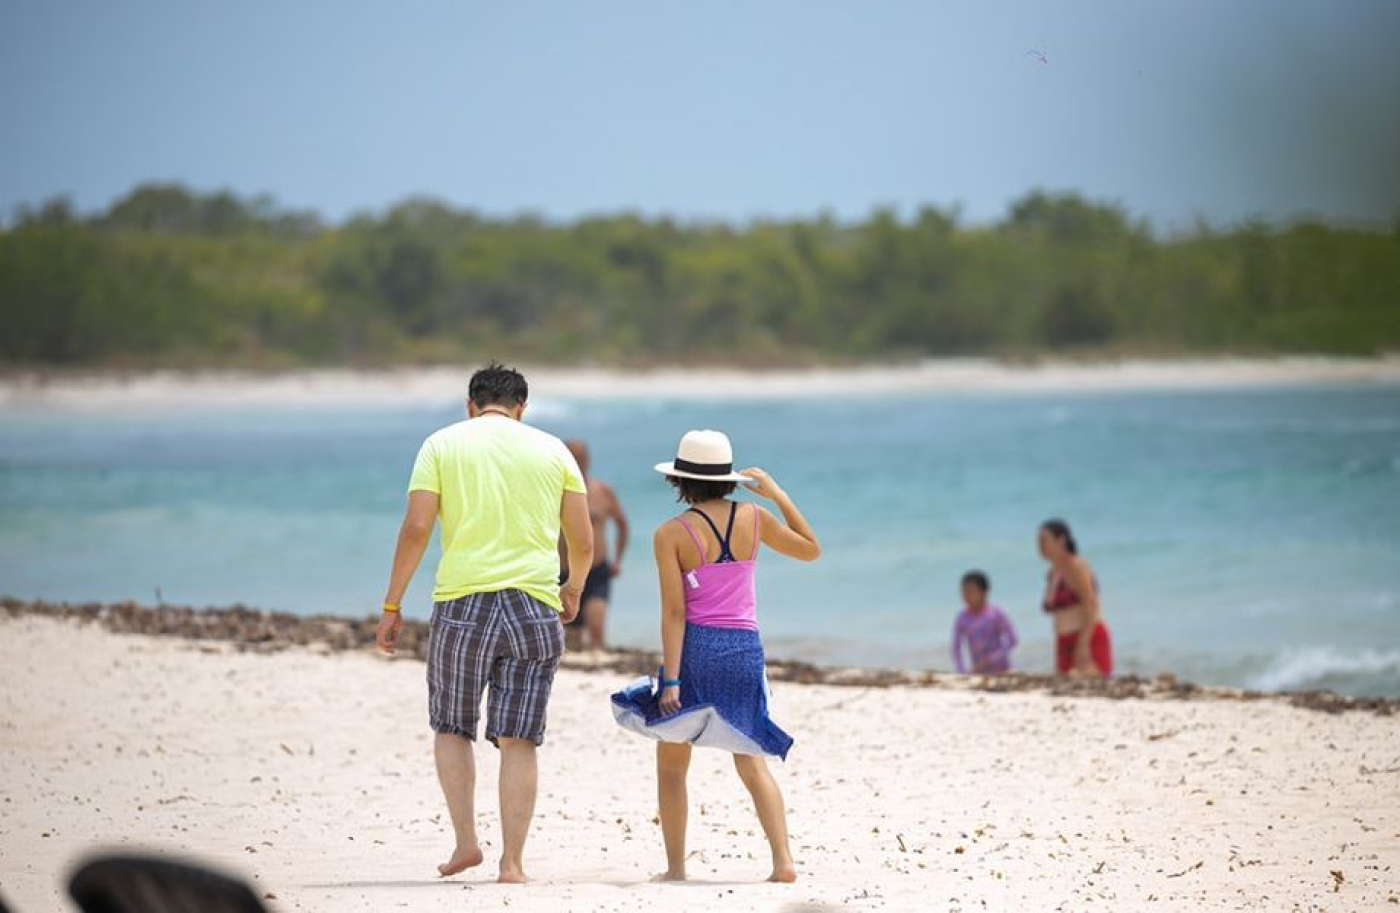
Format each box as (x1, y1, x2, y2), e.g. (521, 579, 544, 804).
(951, 570, 1018, 674)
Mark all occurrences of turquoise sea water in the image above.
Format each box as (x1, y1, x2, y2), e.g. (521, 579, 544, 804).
(2, 383, 1398, 696)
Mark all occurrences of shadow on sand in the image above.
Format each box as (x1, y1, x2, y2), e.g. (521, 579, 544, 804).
(300, 880, 468, 890)
(303, 876, 775, 890)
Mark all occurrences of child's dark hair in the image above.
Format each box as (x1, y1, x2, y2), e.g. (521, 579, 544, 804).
(961, 570, 990, 593)
(469, 361, 529, 408)
(668, 475, 738, 505)
(1040, 518, 1078, 554)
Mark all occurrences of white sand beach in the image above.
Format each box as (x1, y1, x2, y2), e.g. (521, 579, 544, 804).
(2, 356, 1399, 413)
(2, 615, 1397, 912)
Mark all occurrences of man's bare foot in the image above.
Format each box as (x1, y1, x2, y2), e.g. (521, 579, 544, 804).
(436, 845, 484, 878)
(497, 865, 529, 884)
(651, 869, 687, 882)
(767, 863, 797, 883)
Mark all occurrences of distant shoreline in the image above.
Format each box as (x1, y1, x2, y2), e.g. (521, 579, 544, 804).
(3, 355, 1399, 412)
(5, 596, 1395, 715)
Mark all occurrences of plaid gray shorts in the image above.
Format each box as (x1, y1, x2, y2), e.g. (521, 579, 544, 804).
(427, 589, 565, 746)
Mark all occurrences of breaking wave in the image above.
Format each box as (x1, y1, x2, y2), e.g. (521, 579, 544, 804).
(1247, 646, 1400, 693)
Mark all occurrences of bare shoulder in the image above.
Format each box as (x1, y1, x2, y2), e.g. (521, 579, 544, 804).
(653, 516, 685, 547)
(1065, 556, 1095, 587)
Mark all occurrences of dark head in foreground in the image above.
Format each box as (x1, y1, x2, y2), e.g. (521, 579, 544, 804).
(68, 854, 267, 913)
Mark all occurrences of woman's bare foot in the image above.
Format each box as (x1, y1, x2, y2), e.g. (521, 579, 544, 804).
(651, 869, 687, 882)
(768, 862, 797, 883)
(436, 845, 484, 878)
(497, 865, 529, 884)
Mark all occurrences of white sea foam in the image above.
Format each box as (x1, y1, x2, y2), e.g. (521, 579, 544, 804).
(1247, 646, 1400, 692)
(520, 399, 575, 421)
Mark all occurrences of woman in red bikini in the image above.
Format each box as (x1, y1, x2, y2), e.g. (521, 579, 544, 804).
(1038, 518, 1112, 677)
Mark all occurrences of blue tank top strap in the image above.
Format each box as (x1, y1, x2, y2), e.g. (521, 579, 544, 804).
(686, 502, 738, 563)
(722, 499, 738, 554)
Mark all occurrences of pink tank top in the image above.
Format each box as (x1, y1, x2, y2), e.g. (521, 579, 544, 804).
(675, 503, 760, 631)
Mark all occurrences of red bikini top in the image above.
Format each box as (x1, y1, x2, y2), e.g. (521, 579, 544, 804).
(1043, 572, 1098, 613)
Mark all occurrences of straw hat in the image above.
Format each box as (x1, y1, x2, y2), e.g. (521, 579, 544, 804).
(654, 429, 753, 483)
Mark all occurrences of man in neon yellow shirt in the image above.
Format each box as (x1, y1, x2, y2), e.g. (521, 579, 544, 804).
(376, 363, 593, 884)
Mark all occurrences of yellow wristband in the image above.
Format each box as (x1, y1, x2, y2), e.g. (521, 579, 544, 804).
(382, 602, 401, 614)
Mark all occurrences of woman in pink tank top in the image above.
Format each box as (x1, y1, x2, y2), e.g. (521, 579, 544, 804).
(611, 429, 821, 884)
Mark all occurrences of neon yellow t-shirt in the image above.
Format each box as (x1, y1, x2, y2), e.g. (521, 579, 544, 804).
(408, 415, 586, 611)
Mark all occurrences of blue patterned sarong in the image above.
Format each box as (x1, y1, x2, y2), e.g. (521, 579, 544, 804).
(611, 623, 793, 760)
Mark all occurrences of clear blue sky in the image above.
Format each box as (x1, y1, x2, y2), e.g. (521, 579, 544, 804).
(3, 1, 1398, 229)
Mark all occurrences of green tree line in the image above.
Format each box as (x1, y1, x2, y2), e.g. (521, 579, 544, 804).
(2, 184, 1398, 368)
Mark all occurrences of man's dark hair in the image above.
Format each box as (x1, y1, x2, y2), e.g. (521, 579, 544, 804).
(961, 570, 990, 593)
(668, 475, 738, 505)
(469, 362, 529, 408)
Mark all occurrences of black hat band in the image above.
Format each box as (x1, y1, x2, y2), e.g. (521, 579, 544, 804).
(672, 457, 734, 476)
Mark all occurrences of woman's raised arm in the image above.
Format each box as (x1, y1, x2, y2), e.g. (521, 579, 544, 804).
(742, 467, 821, 562)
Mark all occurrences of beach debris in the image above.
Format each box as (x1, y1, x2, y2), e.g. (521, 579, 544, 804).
(7, 596, 1398, 714)
(1331, 869, 1344, 892)
(155, 795, 194, 805)
(896, 833, 908, 853)
(1166, 860, 1203, 878)
(1359, 764, 1400, 775)
(819, 686, 873, 712)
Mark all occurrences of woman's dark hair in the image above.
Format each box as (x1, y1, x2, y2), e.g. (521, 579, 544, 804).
(961, 570, 990, 592)
(1041, 518, 1078, 554)
(469, 362, 528, 408)
(668, 475, 738, 505)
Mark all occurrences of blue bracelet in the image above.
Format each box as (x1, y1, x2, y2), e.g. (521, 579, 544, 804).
(657, 666, 681, 688)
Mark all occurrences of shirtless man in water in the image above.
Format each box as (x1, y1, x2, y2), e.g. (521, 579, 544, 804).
(562, 439, 629, 652)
